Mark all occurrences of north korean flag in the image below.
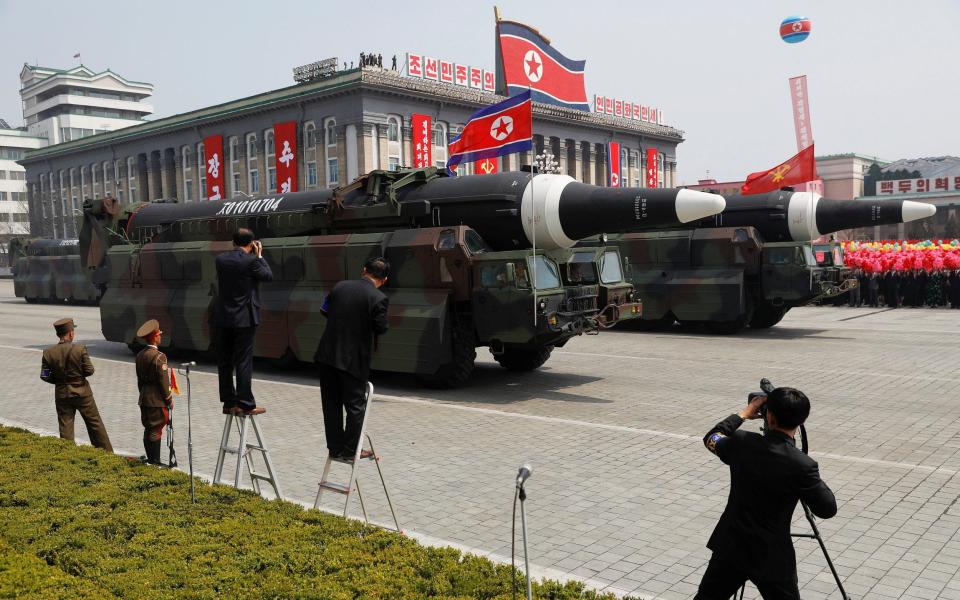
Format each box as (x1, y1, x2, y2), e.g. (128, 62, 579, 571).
(497, 20, 589, 111)
(446, 90, 532, 173)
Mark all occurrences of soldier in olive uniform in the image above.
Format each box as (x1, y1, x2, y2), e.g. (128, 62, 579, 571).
(40, 318, 113, 452)
(135, 319, 173, 464)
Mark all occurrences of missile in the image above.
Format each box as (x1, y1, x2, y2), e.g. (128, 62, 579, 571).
(689, 190, 937, 242)
(93, 170, 726, 251)
(404, 173, 726, 249)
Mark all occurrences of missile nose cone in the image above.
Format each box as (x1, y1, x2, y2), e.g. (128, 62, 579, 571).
(675, 189, 726, 223)
(902, 200, 937, 223)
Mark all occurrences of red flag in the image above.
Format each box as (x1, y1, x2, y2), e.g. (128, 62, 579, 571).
(273, 121, 298, 193)
(169, 369, 181, 395)
(203, 135, 225, 200)
(740, 144, 818, 195)
(474, 157, 498, 174)
(607, 142, 620, 187)
(646, 148, 659, 188)
(411, 114, 433, 168)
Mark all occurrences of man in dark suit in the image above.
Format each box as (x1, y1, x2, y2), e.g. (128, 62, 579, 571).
(213, 228, 273, 415)
(316, 257, 390, 459)
(695, 388, 837, 600)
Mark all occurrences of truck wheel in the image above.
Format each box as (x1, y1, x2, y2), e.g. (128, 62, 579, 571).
(493, 345, 554, 371)
(749, 303, 787, 329)
(127, 341, 145, 355)
(24, 297, 39, 304)
(417, 324, 477, 388)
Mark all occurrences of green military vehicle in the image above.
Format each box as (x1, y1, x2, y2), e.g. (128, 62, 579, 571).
(81, 168, 666, 387)
(606, 227, 856, 333)
(9, 238, 101, 305)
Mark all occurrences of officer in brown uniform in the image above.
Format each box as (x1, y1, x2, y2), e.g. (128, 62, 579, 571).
(135, 319, 173, 465)
(40, 318, 113, 452)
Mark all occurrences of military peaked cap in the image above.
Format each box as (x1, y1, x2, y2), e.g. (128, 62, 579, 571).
(136, 319, 161, 339)
(53, 318, 76, 336)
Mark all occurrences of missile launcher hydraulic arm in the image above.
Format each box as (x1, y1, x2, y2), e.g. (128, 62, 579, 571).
(81, 168, 724, 386)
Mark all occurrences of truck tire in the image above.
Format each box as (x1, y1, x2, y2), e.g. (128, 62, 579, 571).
(749, 302, 787, 329)
(417, 323, 476, 388)
(493, 345, 554, 371)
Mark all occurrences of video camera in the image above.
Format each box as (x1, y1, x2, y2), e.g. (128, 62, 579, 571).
(747, 377, 776, 419)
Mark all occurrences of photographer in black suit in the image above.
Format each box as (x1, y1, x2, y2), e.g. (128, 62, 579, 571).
(316, 257, 390, 459)
(695, 388, 837, 600)
(213, 228, 273, 415)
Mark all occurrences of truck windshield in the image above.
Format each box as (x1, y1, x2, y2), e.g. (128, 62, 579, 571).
(527, 255, 561, 290)
(566, 252, 599, 284)
(599, 250, 624, 283)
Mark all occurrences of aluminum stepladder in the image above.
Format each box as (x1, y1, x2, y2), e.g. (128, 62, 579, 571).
(314, 382, 401, 532)
(213, 412, 283, 500)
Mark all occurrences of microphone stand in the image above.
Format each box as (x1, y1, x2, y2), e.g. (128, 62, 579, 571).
(519, 481, 532, 600)
(179, 362, 196, 503)
(795, 424, 849, 600)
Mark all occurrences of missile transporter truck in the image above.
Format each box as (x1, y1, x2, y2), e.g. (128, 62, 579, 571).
(80, 167, 725, 386)
(9, 238, 101, 305)
(605, 189, 937, 333)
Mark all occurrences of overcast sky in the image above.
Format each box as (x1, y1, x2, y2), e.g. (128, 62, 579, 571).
(2, 0, 957, 183)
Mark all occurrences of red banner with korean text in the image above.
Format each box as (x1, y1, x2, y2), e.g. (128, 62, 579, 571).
(273, 121, 298, 193)
(203, 134, 225, 200)
(411, 114, 433, 168)
(474, 157, 498, 175)
(646, 147, 659, 188)
(789, 75, 813, 152)
(607, 142, 621, 187)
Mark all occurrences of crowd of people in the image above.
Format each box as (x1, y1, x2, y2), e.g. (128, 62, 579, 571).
(839, 239, 960, 308)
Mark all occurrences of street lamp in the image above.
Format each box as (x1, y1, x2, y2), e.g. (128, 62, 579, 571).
(533, 152, 561, 175)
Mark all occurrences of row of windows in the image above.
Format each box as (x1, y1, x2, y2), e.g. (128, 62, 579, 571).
(60, 127, 109, 142)
(0, 191, 28, 202)
(35, 85, 144, 103)
(0, 170, 26, 180)
(0, 147, 26, 160)
(0, 212, 30, 222)
(39, 106, 146, 120)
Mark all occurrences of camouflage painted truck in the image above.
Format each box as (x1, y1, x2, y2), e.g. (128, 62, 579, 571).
(80, 167, 725, 386)
(9, 237, 101, 305)
(601, 189, 937, 333)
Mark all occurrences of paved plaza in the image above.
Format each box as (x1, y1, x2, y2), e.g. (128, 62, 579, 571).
(1, 278, 959, 599)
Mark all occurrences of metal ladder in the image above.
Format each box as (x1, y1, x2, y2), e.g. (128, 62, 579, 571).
(314, 382, 401, 532)
(213, 413, 283, 500)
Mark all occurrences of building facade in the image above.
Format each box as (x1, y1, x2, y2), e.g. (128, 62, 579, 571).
(20, 64, 153, 145)
(0, 125, 46, 268)
(20, 67, 683, 239)
(816, 153, 889, 200)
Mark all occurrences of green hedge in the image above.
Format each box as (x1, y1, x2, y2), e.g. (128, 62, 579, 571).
(0, 428, 627, 599)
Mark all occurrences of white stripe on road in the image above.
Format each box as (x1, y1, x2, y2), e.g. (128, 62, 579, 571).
(1, 343, 953, 478)
(554, 349, 960, 385)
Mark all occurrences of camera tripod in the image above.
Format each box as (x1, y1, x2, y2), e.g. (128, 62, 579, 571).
(734, 380, 850, 600)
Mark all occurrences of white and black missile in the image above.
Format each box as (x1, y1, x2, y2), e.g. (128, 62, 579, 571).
(690, 190, 937, 242)
(112, 170, 726, 251)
